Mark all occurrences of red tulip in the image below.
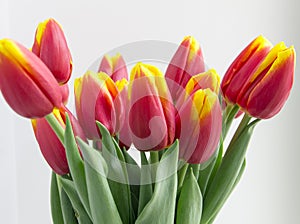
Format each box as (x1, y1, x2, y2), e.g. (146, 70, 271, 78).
(74, 71, 125, 139)
(31, 106, 86, 175)
(32, 18, 72, 84)
(176, 88, 222, 164)
(165, 36, 205, 103)
(98, 53, 128, 82)
(128, 63, 175, 151)
(0, 39, 62, 118)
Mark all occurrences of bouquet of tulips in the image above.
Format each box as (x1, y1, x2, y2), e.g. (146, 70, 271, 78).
(0, 18, 295, 224)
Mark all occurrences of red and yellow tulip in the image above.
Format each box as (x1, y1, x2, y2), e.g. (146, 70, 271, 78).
(0, 39, 62, 118)
(128, 63, 175, 151)
(74, 71, 126, 139)
(165, 36, 205, 103)
(31, 106, 86, 175)
(32, 18, 72, 84)
(176, 88, 222, 164)
(98, 53, 128, 82)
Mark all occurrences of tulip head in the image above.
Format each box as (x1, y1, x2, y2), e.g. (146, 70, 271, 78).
(237, 43, 295, 119)
(0, 39, 62, 118)
(176, 88, 222, 164)
(98, 53, 128, 82)
(74, 71, 125, 139)
(165, 36, 205, 103)
(32, 18, 72, 84)
(31, 107, 86, 175)
(221, 35, 272, 104)
(128, 63, 175, 151)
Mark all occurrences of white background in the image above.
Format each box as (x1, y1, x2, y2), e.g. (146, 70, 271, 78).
(0, 0, 299, 223)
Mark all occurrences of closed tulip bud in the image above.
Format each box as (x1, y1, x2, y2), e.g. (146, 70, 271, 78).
(176, 88, 222, 164)
(31, 106, 86, 175)
(32, 18, 72, 84)
(0, 39, 62, 118)
(221, 35, 272, 104)
(98, 53, 128, 82)
(166, 36, 205, 103)
(176, 69, 220, 109)
(74, 71, 125, 139)
(237, 43, 295, 119)
(128, 63, 175, 151)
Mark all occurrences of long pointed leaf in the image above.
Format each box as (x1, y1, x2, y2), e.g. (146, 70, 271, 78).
(176, 168, 202, 224)
(59, 176, 93, 224)
(77, 138, 122, 224)
(60, 187, 78, 224)
(64, 115, 91, 218)
(97, 122, 132, 224)
(201, 120, 259, 223)
(50, 172, 64, 224)
(135, 140, 179, 224)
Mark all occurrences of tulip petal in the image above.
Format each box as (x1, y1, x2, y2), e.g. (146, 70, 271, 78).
(98, 53, 128, 82)
(166, 36, 205, 102)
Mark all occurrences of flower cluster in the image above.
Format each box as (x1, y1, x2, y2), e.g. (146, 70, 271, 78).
(0, 18, 295, 224)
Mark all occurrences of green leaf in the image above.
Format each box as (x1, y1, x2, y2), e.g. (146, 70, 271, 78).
(206, 159, 246, 224)
(135, 140, 179, 224)
(138, 152, 153, 215)
(97, 122, 132, 224)
(198, 141, 223, 196)
(50, 172, 64, 224)
(201, 120, 259, 224)
(122, 148, 141, 219)
(60, 187, 78, 224)
(58, 176, 93, 224)
(77, 138, 123, 224)
(64, 115, 91, 218)
(176, 168, 202, 224)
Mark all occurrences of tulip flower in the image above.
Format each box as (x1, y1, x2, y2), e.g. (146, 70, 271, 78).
(165, 36, 205, 103)
(98, 53, 128, 82)
(176, 69, 220, 109)
(176, 88, 222, 164)
(128, 63, 175, 151)
(74, 71, 125, 139)
(31, 106, 86, 175)
(221, 35, 272, 104)
(32, 18, 72, 84)
(237, 42, 295, 119)
(0, 39, 62, 118)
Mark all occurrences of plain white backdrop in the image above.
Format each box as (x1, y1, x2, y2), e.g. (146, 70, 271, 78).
(0, 0, 299, 223)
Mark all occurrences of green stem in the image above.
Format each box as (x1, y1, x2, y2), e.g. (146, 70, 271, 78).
(150, 151, 159, 164)
(45, 113, 64, 143)
(177, 162, 189, 189)
(227, 113, 252, 151)
(222, 104, 239, 139)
